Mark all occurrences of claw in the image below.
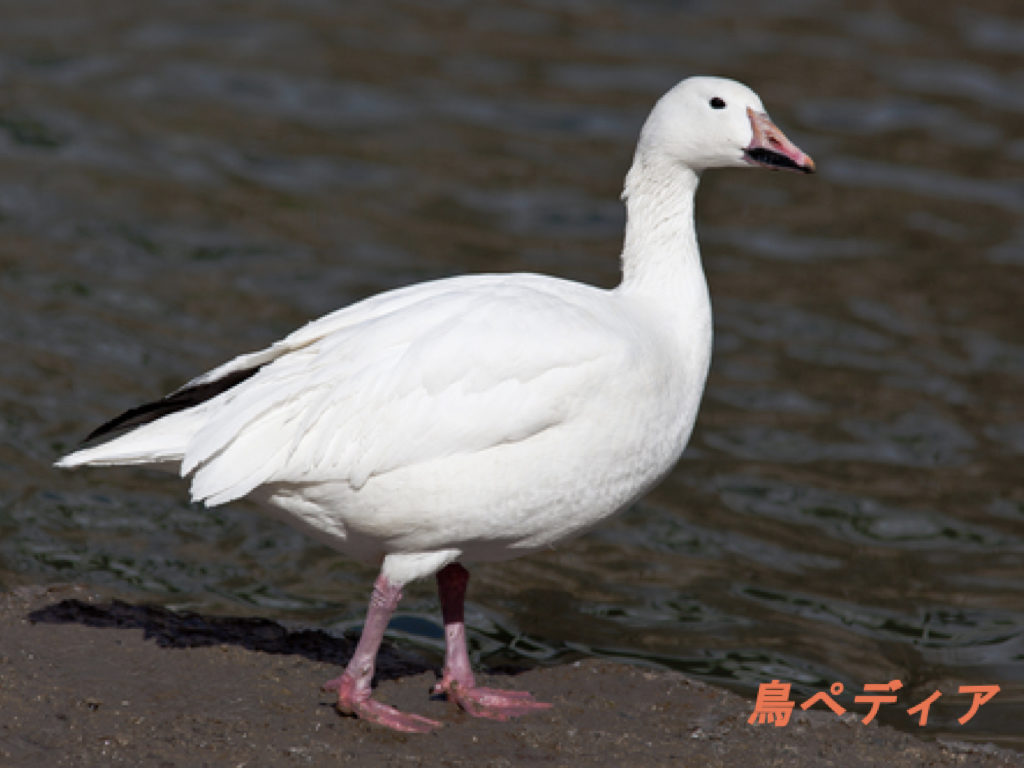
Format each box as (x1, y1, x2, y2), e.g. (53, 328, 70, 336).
(434, 678, 552, 721)
(346, 698, 442, 733)
(325, 672, 442, 733)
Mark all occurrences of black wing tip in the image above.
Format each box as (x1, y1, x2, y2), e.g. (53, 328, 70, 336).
(78, 365, 265, 447)
(82, 403, 161, 445)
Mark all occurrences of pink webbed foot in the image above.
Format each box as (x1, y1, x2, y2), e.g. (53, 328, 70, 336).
(324, 673, 442, 734)
(432, 676, 552, 721)
(433, 563, 553, 721)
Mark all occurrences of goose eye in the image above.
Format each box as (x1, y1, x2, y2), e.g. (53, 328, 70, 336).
(710, 97, 726, 109)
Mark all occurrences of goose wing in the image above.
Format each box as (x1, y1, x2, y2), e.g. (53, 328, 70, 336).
(183, 275, 633, 506)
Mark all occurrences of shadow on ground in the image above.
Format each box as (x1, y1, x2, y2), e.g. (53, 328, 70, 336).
(27, 596, 433, 681)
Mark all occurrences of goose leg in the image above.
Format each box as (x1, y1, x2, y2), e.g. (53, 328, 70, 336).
(323, 573, 441, 732)
(432, 563, 552, 720)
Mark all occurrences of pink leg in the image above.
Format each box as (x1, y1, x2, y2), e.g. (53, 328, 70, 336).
(432, 563, 552, 720)
(322, 573, 441, 733)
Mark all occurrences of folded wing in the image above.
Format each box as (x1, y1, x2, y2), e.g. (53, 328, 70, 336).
(174, 275, 628, 506)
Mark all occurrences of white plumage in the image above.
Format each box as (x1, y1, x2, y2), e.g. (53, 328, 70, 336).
(56, 76, 814, 730)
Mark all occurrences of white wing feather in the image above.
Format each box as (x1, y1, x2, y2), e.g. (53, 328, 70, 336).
(183, 275, 629, 506)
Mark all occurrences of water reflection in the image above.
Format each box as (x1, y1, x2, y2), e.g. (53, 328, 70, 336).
(2, 0, 1023, 749)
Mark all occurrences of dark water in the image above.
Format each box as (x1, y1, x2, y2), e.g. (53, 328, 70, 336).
(3, 0, 1023, 748)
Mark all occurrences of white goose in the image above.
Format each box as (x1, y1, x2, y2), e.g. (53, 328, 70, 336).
(57, 76, 814, 732)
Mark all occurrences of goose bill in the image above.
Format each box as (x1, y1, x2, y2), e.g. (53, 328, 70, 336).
(743, 107, 815, 174)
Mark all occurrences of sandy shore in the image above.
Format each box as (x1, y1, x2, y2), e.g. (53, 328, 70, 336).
(0, 584, 1018, 767)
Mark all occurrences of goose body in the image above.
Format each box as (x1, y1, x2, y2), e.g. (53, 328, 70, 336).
(57, 76, 814, 731)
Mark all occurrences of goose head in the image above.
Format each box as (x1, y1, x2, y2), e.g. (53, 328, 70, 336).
(636, 76, 815, 175)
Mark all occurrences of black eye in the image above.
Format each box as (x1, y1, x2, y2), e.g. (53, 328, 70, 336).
(710, 97, 726, 109)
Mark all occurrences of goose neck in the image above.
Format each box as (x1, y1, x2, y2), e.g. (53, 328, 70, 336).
(618, 156, 703, 298)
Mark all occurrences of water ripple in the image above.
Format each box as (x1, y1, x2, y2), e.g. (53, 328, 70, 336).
(712, 474, 1017, 549)
(826, 156, 1024, 213)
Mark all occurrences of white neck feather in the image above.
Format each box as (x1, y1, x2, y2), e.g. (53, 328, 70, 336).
(614, 149, 713, 402)
(617, 151, 704, 304)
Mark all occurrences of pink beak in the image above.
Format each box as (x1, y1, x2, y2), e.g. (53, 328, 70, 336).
(744, 107, 815, 174)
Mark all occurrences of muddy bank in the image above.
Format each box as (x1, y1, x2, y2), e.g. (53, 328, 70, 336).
(0, 585, 1017, 767)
